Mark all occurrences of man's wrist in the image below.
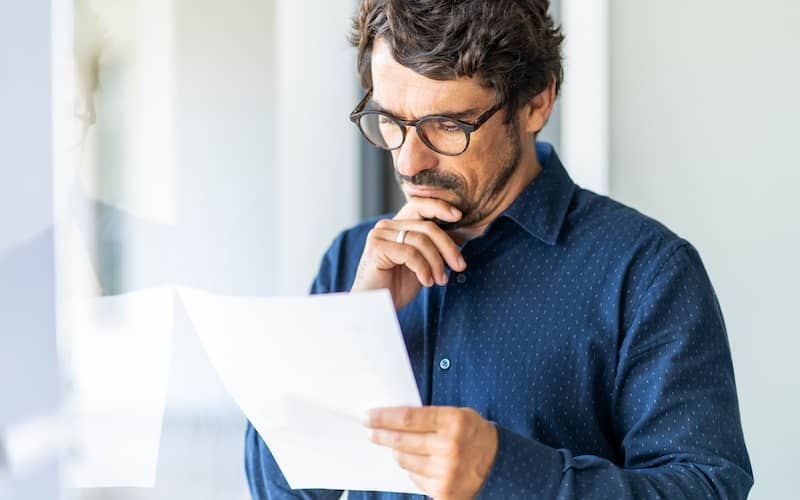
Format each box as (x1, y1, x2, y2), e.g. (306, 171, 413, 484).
(478, 420, 499, 484)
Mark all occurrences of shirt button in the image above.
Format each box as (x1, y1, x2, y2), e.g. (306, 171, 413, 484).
(439, 358, 451, 370)
(455, 273, 467, 284)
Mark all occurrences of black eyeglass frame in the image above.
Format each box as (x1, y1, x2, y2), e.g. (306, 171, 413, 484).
(349, 88, 505, 157)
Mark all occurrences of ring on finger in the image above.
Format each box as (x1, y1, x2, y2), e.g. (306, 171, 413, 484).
(396, 229, 409, 244)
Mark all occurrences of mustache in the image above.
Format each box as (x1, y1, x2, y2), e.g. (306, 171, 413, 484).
(395, 169, 461, 191)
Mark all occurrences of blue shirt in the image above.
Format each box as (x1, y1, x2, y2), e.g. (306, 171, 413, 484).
(245, 143, 753, 499)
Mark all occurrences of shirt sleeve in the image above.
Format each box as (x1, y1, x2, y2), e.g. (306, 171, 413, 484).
(476, 244, 753, 499)
(244, 232, 350, 500)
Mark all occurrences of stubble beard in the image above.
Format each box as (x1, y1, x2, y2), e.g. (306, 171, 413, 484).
(395, 120, 524, 231)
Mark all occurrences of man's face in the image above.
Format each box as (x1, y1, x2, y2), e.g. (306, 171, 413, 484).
(370, 38, 524, 229)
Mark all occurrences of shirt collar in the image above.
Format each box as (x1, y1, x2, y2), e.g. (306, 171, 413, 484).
(498, 142, 576, 246)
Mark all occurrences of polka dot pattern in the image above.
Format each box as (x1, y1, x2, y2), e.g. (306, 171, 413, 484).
(245, 143, 753, 499)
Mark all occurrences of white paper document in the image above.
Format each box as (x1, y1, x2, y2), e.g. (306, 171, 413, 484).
(177, 287, 424, 494)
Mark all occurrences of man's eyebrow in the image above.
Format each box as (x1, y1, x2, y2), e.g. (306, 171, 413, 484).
(369, 97, 482, 121)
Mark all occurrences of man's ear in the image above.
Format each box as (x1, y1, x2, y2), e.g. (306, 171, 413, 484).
(520, 80, 557, 135)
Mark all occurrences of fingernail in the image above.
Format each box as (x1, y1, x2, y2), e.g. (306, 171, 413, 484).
(450, 207, 461, 217)
(441, 272, 448, 284)
(362, 412, 372, 427)
(458, 255, 467, 269)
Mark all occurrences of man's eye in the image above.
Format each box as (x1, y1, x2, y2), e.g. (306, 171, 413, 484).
(378, 116, 394, 125)
(437, 121, 462, 133)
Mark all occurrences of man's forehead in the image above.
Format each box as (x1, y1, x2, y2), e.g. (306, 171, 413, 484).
(370, 38, 492, 118)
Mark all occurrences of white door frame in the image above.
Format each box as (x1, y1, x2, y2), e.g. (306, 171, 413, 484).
(561, 0, 610, 195)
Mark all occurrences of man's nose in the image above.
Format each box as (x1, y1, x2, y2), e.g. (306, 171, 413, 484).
(393, 127, 438, 178)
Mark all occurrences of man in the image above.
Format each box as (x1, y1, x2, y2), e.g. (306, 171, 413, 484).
(246, 0, 753, 498)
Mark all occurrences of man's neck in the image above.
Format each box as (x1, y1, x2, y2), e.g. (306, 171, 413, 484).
(447, 148, 543, 246)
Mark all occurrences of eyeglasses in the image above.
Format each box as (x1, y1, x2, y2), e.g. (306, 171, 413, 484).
(349, 88, 504, 157)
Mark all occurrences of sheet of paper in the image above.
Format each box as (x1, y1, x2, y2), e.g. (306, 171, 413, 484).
(63, 287, 173, 488)
(177, 287, 424, 494)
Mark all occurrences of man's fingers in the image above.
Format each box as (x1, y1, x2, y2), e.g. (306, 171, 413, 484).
(375, 220, 466, 273)
(370, 227, 449, 284)
(371, 239, 436, 288)
(367, 428, 443, 455)
(403, 221, 465, 273)
(395, 197, 462, 223)
(364, 406, 454, 433)
(391, 450, 445, 477)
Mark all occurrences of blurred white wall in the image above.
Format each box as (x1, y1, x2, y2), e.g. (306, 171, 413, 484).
(171, 0, 277, 297)
(0, 1, 61, 499)
(274, 0, 361, 295)
(0, 0, 55, 253)
(610, 2, 800, 498)
(113, 0, 361, 297)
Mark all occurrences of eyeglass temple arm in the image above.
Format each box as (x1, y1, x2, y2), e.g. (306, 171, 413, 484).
(350, 88, 374, 116)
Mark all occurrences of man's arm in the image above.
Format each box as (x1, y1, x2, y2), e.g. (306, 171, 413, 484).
(474, 244, 753, 499)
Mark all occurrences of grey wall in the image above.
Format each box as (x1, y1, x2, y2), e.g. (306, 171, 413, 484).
(610, 2, 800, 498)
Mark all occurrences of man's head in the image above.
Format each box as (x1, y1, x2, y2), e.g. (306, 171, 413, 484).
(350, 0, 564, 230)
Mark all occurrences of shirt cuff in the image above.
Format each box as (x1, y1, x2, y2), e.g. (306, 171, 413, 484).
(476, 425, 564, 499)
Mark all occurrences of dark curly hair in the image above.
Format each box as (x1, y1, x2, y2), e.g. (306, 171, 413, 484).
(350, 0, 565, 124)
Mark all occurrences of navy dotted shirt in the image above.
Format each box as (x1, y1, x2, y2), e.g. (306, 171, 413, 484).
(245, 143, 753, 499)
